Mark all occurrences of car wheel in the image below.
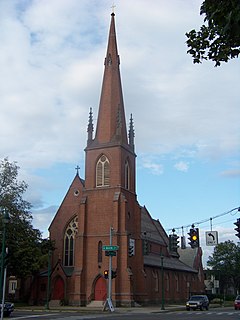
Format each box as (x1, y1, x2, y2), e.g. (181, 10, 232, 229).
(200, 306, 203, 311)
(3, 311, 10, 317)
(186, 307, 190, 311)
(206, 305, 209, 310)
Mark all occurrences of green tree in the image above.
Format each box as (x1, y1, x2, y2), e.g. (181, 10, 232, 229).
(186, 0, 240, 66)
(0, 158, 53, 279)
(207, 240, 240, 294)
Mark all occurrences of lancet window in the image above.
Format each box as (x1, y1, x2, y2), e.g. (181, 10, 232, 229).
(64, 216, 78, 266)
(96, 155, 110, 187)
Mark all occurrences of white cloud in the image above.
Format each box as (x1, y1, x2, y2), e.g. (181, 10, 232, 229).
(174, 161, 189, 172)
(141, 159, 164, 176)
(0, 0, 239, 241)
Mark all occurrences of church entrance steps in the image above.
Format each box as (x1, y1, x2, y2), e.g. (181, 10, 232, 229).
(49, 300, 60, 307)
(87, 300, 104, 308)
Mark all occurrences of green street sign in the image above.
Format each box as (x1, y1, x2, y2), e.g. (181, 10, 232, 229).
(105, 251, 117, 256)
(102, 245, 119, 251)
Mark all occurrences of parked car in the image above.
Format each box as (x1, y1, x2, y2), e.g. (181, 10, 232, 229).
(186, 295, 209, 311)
(0, 302, 14, 317)
(234, 295, 240, 310)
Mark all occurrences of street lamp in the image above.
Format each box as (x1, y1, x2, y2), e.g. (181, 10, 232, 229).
(0, 209, 10, 300)
(46, 249, 52, 310)
(161, 254, 165, 310)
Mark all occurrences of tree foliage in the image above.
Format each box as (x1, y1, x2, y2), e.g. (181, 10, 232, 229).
(207, 240, 240, 293)
(186, 0, 240, 66)
(0, 158, 54, 279)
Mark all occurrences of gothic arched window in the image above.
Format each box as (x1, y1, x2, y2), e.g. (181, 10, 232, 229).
(64, 216, 78, 266)
(96, 155, 110, 187)
(124, 160, 130, 190)
(98, 241, 103, 263)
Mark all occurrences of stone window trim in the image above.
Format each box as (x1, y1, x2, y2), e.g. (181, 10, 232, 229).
(64, 216, 78, 267)
(96, 154, 110, 187)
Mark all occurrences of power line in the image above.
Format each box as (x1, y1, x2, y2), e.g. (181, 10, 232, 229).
(166, 206, 240, 233)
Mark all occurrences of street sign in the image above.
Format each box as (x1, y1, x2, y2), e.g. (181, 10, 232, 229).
(102, 245, 119, 251)
(105, 251, 116, 256)
(205, 231, 218, 246)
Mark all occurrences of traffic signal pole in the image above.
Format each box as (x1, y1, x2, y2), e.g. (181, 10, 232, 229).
(108, 226, 113, 301)
(103, 226, 115, 312)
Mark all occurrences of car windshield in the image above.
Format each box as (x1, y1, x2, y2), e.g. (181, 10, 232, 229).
(190, 296, 204, 301)
(236, 296, 240, 300)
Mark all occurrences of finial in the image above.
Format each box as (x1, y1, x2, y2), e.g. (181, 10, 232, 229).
(87, 107, 94, 143)
(75, 165, 80, 175)
(128, 113, 135, 150)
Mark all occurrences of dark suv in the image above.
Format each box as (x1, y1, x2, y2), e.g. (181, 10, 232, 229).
(186, 295, 209, 311)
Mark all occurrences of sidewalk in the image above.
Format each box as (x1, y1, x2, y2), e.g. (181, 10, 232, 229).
(16, 304, 186, 314)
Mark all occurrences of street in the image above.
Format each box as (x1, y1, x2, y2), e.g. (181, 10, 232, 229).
(8, 307, 240, 320)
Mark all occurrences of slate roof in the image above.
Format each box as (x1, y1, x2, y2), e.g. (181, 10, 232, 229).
(141, 205, 198, 274)
(144, 255, 198, 273)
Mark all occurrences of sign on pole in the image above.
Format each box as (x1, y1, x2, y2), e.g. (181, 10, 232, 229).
(102, 245, 119, 251)
(205, 231, 218, 246)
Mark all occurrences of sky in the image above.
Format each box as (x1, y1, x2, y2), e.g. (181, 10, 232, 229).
(0, 0, 239, 266)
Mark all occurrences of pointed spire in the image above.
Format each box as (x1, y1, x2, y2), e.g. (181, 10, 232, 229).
(94, 13, 128, 145)
(128, 113, 135, 151)
(87, 107, 94, 144)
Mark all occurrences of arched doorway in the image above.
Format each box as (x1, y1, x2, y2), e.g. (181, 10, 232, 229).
(94, 277, 107, 301)
(52, 277, 64, 300)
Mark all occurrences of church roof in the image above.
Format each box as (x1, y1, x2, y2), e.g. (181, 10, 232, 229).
(144, 255, 198, 273)
(178, 247, 202, 270)
(94, 13, 128, 145)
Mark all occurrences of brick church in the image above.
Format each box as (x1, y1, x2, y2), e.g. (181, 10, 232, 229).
(31, 12, 205, 306)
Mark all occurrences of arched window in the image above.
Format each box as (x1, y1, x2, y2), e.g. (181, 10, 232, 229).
(64, 216, 78, 266)
(96, 155, 110, 187)
(124, 160, 130, 190)
(98, 241, 103, 263)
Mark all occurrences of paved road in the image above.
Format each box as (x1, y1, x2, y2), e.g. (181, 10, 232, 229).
(9, 307, 240, 320)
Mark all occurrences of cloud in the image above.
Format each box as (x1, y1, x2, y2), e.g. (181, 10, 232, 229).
(0, 0, 239, 239)
(141, 161, 164, 176)
(174, 161, 189, 172)
(32, 205, 58, 237)
(220, 169, 240, 178)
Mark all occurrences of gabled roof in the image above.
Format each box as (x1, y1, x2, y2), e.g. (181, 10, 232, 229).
(141, 206, 168, 246)
(178, 247, 203, 270)
(48, 173, 84, 231)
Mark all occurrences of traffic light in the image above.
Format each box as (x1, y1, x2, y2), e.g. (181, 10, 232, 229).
(188, 228, 199, 248)
(172, 234, 179, 251)
(143, 240, 149, 255)
(169, 234, 179, 252)
(111, 270, 117, 279)
(103, 270, 109, 279)
(234, 219, 240, 238)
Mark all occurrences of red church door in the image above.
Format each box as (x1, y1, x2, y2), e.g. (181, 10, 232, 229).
(52, 277, 64, 300)
(94, 277, 107, 301)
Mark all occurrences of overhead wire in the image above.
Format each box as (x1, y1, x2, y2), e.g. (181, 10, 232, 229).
(166, 206, 240, 233)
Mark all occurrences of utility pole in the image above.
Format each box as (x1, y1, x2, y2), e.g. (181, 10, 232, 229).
(1, 248, 8, 320)
(103, 226, 115, 312)
(108, 227, 113, 301)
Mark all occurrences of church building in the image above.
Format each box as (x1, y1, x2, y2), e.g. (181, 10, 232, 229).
(31, 12, 204, 307)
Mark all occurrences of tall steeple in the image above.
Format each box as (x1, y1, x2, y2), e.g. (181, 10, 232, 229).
(94, 13, 128, 145)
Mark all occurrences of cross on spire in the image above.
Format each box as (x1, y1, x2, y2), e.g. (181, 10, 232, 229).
(111, 3, 116, 13)
(75, 165, 80, 175)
